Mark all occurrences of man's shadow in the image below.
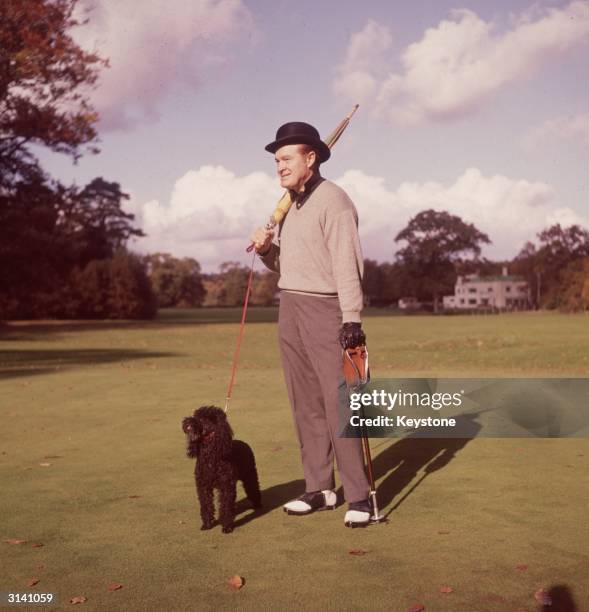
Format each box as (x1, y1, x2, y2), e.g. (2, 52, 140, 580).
(234, 413, 483, 528)
(340, 412, 482, 517)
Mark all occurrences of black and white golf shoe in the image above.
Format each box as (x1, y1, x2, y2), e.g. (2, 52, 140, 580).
(344, 499, 372, 528)
(283, 490, 337, 515)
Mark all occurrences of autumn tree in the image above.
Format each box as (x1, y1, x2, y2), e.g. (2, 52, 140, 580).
(0, 2, 153, 319)
(395, 210, 491, 312)
(0, 0, 107, 318)
(0, 0, 105, 184)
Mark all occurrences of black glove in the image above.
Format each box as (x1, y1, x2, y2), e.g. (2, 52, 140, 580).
(338, 322, 366, 349)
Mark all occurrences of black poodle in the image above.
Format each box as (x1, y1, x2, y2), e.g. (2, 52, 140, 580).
(182, 406, 261, 533)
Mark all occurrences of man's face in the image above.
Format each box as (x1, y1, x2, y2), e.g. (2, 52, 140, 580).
(274, 144, 315, 192)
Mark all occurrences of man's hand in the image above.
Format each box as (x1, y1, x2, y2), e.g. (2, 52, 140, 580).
(339, 322, 366, 349)
(250, 226, 274, 254)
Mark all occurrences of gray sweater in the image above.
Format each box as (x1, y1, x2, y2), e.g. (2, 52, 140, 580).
(260, 179, 364, 323)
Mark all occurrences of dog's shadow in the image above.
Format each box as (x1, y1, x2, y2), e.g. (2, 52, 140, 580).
(232, 478, 305, 529)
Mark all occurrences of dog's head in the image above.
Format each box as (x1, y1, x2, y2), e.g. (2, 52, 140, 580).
(182, 405, 233, 458)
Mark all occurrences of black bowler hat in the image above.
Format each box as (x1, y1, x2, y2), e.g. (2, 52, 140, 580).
(265, 122, 331, 163)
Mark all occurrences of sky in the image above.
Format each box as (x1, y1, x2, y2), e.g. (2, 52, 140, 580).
(38, 0, 589, 271)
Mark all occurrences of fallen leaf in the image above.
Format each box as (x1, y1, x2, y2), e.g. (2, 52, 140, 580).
(37, 564, 46, 570)
(44, 455, 63, 459)
(70, 596, 87, 604)
(39, 462, 51, 467)
(348, 549, 367, 556)
(440, 586, 454, 594)
(128, 495, 142, 499)
(107, 583, 123, 592)
(516, 564, 528, 572)
(271, 446, 282, 452)
(27, 578, 40, 587)
(32, 543, 44, 548)
(534, 588, 552, 606)
(409, 605, 425, 612)
(227, 575, 244, 590)
(5, 539, 27, 545)
(437, 530, 450, 535)
(178, 521, 186, 525)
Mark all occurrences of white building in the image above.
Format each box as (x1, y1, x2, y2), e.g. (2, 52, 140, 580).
(443, 267, 530, 311)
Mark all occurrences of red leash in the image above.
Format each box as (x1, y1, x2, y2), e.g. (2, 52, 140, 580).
(224, 251, 257, 412)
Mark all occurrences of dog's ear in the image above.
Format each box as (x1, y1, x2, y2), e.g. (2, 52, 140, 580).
(181, 417, 192, 433)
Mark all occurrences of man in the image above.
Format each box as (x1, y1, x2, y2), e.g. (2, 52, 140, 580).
(250, 121, 372, 527)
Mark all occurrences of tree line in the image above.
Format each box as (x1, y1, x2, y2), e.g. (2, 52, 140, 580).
(1, 1, 588, 320)
(362, 210, 589, 313)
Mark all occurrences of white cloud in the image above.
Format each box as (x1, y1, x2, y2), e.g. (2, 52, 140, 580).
(333, 20, 393, 104)
(337, 167, 583, 262)
(127, 165, 587, 270)
(528, 112, 589, 146)
(128, 166, 279, 269)
(336, 3, 589, 126)
(73, 0, 255, 130)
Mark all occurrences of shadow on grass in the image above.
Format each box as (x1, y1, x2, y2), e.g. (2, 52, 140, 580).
(0, 308, 280, 340)
(0, 305, 409, 341)
(542, 584, 577, 611)
(364, 414, 483, 518)
(233, 478, 305, 529)
(0, 348, 178, 380)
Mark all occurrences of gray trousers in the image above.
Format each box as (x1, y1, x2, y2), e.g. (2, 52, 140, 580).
(278, 291, 369, 503)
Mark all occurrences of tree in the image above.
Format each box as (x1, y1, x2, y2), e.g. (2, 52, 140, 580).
(0, 0, 118, 319)
(362, 259, 384, 306)
(395, 209, 491, 312)
(0, 0, 105, 185)
(202, 276, 225, 307)
(72, 258, 111, 318)
(535, 224, 589, 308)
(559, 257, 589, 312)
(251, 271, 278, 306)
(0, 176, 146, 319)
(512, 241, 541, 308)
(218, 262, 250, 307)
(512, 224, 589, 309)
(70, 250, 156, 319)
(146, 253, 205, 308)
(108, 250, 157, 319)
(63, 178, 144, 265)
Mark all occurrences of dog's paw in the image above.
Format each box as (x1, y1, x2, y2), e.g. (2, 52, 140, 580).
(222, 525, 234, 534)
(200, 522, 214, 531)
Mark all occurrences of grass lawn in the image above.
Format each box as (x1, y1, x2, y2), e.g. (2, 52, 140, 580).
(1, 309, 588, 611)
